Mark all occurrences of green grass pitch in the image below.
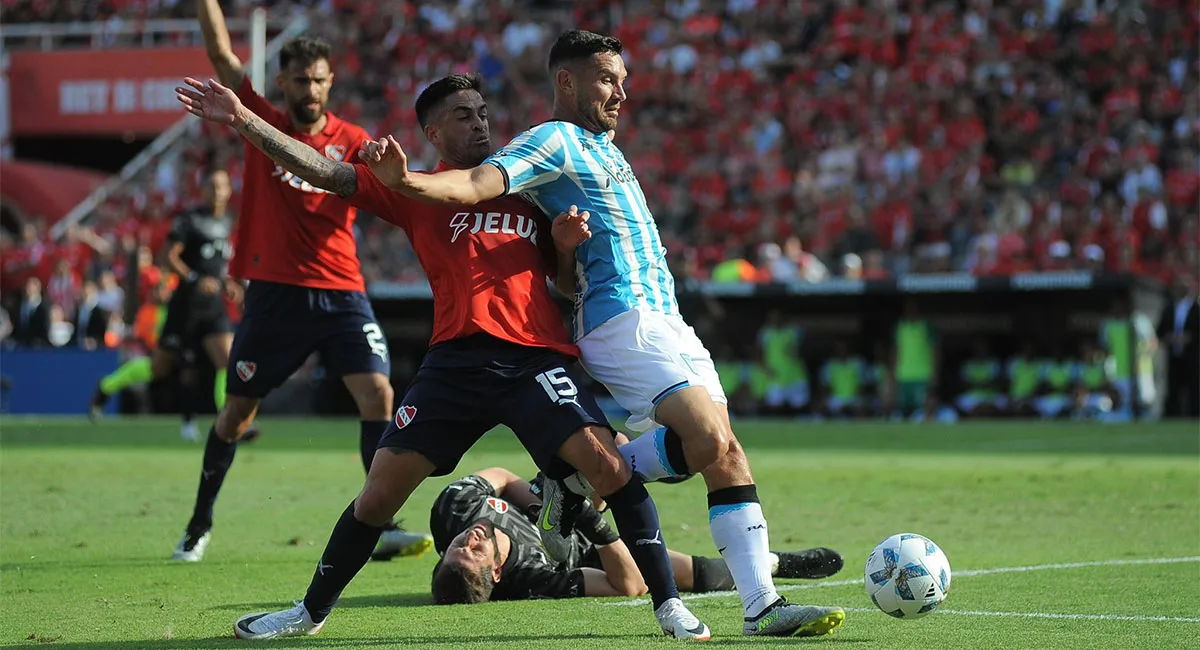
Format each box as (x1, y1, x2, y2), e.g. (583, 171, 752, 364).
(1, 418, 1197, 649)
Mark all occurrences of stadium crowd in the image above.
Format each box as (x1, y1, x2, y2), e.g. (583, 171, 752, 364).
(2, 1, 1197, 415)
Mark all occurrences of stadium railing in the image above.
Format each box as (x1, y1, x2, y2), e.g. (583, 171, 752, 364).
(19, 14, 311, 241)
(0, 18, 290, 51)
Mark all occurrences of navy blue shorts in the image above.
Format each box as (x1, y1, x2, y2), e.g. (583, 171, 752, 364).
(159, 282, 232, 355)
(226, 280, 390, 398)
(379, 334, 611, 477)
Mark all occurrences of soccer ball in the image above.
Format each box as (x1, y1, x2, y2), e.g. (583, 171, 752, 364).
(864, 533, 951, 619)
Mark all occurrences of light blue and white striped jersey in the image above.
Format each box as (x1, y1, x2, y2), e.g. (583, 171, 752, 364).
(484, 120, 678, 340)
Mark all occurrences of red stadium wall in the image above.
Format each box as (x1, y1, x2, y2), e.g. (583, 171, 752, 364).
(8, 45, 248, 137)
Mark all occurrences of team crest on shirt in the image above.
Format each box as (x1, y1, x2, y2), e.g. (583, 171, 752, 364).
(324, 144, 347, 161)
(394, 405, 418, 429)
(235, 361, 257, 382)
(485, 497, 509, 514)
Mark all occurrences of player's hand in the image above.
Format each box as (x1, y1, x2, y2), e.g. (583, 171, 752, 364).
(359, 135, 412, 190)
(552, 205, 591, 253)
(197, 276, 221, 295)
(175, 77, 249, 128)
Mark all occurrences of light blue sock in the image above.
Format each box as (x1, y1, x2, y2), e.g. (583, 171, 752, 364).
(618, 428, 677, 482)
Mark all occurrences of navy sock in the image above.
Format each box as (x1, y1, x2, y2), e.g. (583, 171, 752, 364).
(178, 376, 195, 425)
(663, 428, 690, 475)
(303, 501, 384, 623)
(359, 420, 388, 474)
(187, 426, 236, 534)
(605, 475, 680, 609)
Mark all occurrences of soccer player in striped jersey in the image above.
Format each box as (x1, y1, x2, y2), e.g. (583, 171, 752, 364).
(178, 72, 707, 641)
(358, 29, 845, 639)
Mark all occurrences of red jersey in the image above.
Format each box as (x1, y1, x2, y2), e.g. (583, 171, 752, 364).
(230, 77, 370, 292)
(349, 162, 577, 358)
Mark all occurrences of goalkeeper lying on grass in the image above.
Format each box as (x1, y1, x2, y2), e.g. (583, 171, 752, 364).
(427, 466, 843, 604)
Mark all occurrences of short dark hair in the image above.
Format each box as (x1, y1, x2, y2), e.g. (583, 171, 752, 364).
(430, 558, 495, 605)
(548, 30, 623, 73)
(279, 37, 332, 71)
(414, 73, 483, 128)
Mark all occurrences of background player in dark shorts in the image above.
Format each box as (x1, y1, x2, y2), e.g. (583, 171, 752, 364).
(157, 169, 239, 441)
(179, 72, 706, 639)
(172, 0, 403, 565)
(91, 169, 245, 441)
(429, 466, 845, 603)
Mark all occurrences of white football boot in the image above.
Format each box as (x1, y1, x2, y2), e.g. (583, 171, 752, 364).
(180, 419, 200, 442)
(234, 601, 323, 640)
(655, 598, 712, 640)
(171, 530, 210, 562)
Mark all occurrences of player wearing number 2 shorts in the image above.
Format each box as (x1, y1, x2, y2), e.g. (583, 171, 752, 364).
(172, 0, 403, 564)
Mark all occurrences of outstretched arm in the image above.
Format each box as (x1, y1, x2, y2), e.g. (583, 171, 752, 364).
(197, 0, 246, 90)
(176, 77, 357, 197)
(359, 135, 506, 205)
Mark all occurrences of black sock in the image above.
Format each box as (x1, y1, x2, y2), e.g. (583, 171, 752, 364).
(302, 501, 384, 623)
(604, 475, 680, 609)
(179, 378, 195, 425)
(187, 426, 237, 534)
(359, 420, 388, 474)
(662, 428, 690, 475)
(707, 484, 760, 509)
(691, 555, 736, 593)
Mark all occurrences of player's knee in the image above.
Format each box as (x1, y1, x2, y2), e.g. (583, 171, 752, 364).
(681, 417, 733, 473)
(559, 427, 631, 496)
(350, 375, 393, 420)
(703, 435, 753, 486)
(587, 449, 632, 497)
(215, 397, 257, 442)
(213, 411, 240, 443)
(353, 487, 399, 527)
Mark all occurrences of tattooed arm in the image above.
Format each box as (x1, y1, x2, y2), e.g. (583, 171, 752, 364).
(175, 77, 358, 198)
(237, 113, 358, 198)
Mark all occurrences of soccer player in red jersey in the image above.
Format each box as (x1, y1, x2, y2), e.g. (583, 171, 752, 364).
(177, 73, 708, 640)
(175, 0, 415, 564)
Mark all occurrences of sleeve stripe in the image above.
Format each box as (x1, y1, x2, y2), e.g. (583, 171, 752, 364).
(488, 160, 512, 195)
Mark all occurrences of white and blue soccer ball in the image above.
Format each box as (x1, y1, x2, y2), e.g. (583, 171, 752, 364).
(864, 533, 951, 619)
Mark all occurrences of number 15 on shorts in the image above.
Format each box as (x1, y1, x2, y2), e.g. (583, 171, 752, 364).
(536, 368, 579, 406)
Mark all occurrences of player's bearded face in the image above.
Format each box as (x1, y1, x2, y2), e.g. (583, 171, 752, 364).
(576, 53, 627, 133)
(450, 519, 502, 572)
(432, 90, 492, 167)
(277, 59, 333, 125)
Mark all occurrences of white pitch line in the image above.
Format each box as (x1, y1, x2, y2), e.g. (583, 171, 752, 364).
(604, 556, 1200, 607)
(837, 607, 1200, 624)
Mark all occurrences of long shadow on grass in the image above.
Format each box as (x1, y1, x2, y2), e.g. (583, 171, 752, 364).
(16, 632, 669, 648)
(0, 558, 304, 573)
(211, 593, 432, 612)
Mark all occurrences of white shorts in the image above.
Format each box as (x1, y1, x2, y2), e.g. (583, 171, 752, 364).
(578, 309, 727, 433)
